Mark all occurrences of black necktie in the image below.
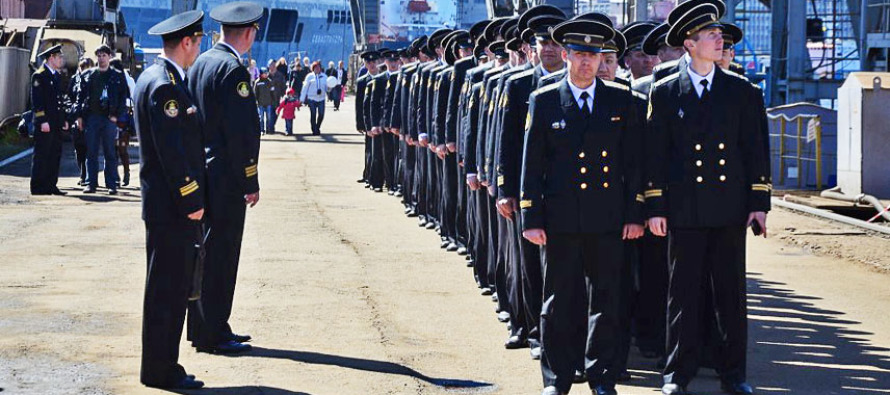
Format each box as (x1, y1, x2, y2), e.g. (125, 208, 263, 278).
(580, 91, 591, 117)
(700, 79, 710, 102)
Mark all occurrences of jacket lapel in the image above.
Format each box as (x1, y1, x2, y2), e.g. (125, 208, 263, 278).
(677, 67, 700, 122)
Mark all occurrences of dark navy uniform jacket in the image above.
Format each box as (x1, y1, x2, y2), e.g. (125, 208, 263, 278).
(31, 66, 66, 127)
(187, 43, 261, 198)
(432, 66, 453, 145)
(134, 59, 205, 222)
(460, 62, 492, 173)
(520, 78, 645, 234)
(74, 67, 129, 119)
(487, 64, 530, 189)
(446, 56, 476, 145)
(644, 67, 771, 228)
(355, 73, 370, 131)
(496, 66, 540, 200)
(391, 62, 418, 132)
(382, 69, 401, 129)
(367, 72, 389, 128)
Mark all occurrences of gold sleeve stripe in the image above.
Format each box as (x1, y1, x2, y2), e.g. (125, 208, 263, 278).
(35, 111, 45, 117)
(644, 189, 663, 198)
(519, 200, 533, 209)
(180, 181, 199, 197)
(245, 164, 258, 177)
(751, 184, 771, 192)
(636, 194, 645, 203)
(497, 176, 505, 186)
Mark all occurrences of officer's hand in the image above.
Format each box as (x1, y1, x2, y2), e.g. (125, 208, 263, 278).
(245, 192, 260, 207)
(187, 208, 205, 221)
(407, 137, 415, 146)
(358, 129, 366, 135)
(523, 228, 547, 246)
(40, 123, 50, 133)
(76, 118, 83, 130)
(622, 224, 645, 240)
(487, 185, 495, 197)
(436, 145, 446, 159)
(747, 211, 768, 238)
(370, 127, 380, 136)
(467, 175, 480, 190)
(109, 116, 117, 123)
(648, 217, 668, 237)
(62, 122, 69, 131)
(496, 197, 517, 220)
(419, 136, 429, 147)
(446, 142, 456, 153)
(391, 128, 400, 135)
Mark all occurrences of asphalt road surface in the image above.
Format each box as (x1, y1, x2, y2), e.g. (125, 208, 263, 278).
(1, 100, 889, 395)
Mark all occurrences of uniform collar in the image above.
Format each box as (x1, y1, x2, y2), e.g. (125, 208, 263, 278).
(43, 62, 58, 74)
(686, 62, 715, 97)
(218, 41, 242, 57)
(159, 56, 186, 80)
(567, 76, 596, 106)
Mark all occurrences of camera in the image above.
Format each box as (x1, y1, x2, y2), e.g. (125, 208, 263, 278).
(317, 89, 322, 95)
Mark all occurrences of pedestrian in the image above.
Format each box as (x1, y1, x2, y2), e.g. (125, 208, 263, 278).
(289, 61, 307, 93)
(325, 61, 342, 110)
(276, 87, 301, 135)
(29, 44, 69, 196)
(336, 60, 348, 104)
(186, 0, 263, 356)
(269, 59, 287, 132)
(110, 58, 135, 187)
(68, 57, 93, 187)
(248, 58, 259, 82)
(253, 67, 274, 134)
(74, 43, 129, 195)
(646, 3, 770, 395)
(299, 60, 329, 135)
(134, 9, 206, 389)
(520, 18, 645, 395)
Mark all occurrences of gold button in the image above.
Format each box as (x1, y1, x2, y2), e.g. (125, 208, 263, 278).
(719, 175, 726, 181)
(603, 182, 609, 188)
(185, 176, 190, 181)
(696, 176, 703, 183)
(581, 183, 588, 190)
(602, 166, 609, 173)
(695, 160, 702, 167)
(719, 159, 726, 166)
(581, 167, 588, 174)
(579, 152, 586, 159)
(601, 150, 608, 157)
(695, 144, 702, 151)
(719, 143, 725, 150)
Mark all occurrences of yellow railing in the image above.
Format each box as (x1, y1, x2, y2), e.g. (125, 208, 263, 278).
(767, 113, 823, 189)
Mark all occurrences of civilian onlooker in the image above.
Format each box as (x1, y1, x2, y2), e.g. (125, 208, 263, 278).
(253, 67, 275, 134)
(75, 44, 128, 195)
(302, 57, 310, 69)
(110, 58, 135, 187)
(248, 59, 259, 82)
(68, 57, 93, 186)
(290, 62, 308, 94)
(275, 57, 288, 76)
(336, 60, 347, 103)
(268, 60, 287, 132)
(326, 60, 346, 110)
(299, 61, 329, 135)
(276, 87, 301, 136)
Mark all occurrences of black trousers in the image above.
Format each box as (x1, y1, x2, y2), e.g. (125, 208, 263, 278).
(494, 212, 513, 315)
(456, 163, 469, 247)
(427, 150, 440, 224)
(73, 127, 88, 181)
(505, 216, 527, 339)
(540, 232, 623, 392)
(485, 193, 499, 290)
(440, 152, 458, 243)
(30, 127, 62, 194)
(369, 135, 385, 188)
(413, 145, 428, 219)
(382, 134, 396, 189)
(330, 86, 342, 109)
(663, 226, 748, 387)
(402, 141, 416, 208)
(188, 199, 247, 347)
(635, 230, 669, 355)
(518, 213, 544, 348)
(616, 239, 640, 373)
(363, 134, 372, 182)
(473, 189, 490, 288)
(141, 220, 197, 386)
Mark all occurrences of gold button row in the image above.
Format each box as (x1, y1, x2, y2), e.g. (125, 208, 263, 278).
(580, 182, 610, 189)
(694, 143, 726, 151)
(696, 176, 728, 183)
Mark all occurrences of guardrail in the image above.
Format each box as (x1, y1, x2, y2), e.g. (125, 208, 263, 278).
(767, 112, 823, 190)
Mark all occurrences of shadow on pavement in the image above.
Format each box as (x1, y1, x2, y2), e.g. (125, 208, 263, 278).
(162, 386, 311, 395)
(225, 346, 494, 390)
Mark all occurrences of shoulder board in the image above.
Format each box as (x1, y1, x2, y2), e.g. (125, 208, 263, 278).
(531, 82, 560, 97)
(653, 59, 679, 73)
(632, 74, 653, 88)
(36, 67, 46, 74)
(652, 72, 680, 88)
(631, 91, 647, 101)
(722, 69, 749, 82)
(507, 68, 535, 82)
(601, 79, 630, 91)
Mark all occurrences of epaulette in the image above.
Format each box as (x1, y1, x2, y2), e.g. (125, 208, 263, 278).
(652, 72, 679, 88)
(722, 69, 749, 82)
(631, 90, 647, 101)
(36, 66, 46, 74)
(602, 79, 630, 91)
(631, 74, 653, 89)
(530, 82, 559, 97)
(507, 68, 535, 83)
(653, 59, 679, 73)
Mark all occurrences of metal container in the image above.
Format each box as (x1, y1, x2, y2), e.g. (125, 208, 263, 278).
(0, 47, 32, 122)
(837, 72, 890, 199)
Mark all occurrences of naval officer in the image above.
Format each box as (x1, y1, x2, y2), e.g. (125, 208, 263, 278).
(29, 44, 69, 196)
(135, 10, 206, 389)
(186, 1, 263, 355)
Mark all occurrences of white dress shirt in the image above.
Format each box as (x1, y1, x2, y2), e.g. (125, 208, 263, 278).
(567, 77, 596, 112)
(686, 63, 715, 98)
(300, 72, 329, 102)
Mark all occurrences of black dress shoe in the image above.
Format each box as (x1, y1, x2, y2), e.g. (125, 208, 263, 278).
(51, 188, 68, 196)
(407, 210, 418, 218)
(504, 335, 527, 349)
(456, 246, 468, 255)
(616, 369, 632, 382)
(573, 369, 587, 384)
(373, 187, 383, 192)
(144, 376, 204, 389)
(356, 178, 366, 183)
(481, 288, 493, 296)
(662, 383, 689, 395)
(83, 186, 96, 193)
(497, 311, 510, 322)
(446, 242, 459, 252)
(530, 346, 542, 360)
(108, 188, 118, 195)
(228, 332, 252, 343)
(425, 222, 436, 229)
(721, 381, 754, 395)
(418, 218, 428, 227)
(196, 340, 252, 354)
(593, 385, 618, 395)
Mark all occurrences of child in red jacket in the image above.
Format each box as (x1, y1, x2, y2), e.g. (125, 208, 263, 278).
(276, 88, 301, 135)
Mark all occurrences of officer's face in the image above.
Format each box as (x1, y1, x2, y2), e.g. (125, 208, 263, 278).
(657, 45, 685, 63)
(685, 27, 724, 63)
(459, 47, 474, 58)
(96, 52, 111, 69)
(536, 39, 563, 70)
(184, 36, 203, 67)
(596, 53, 618, 81)
(564, 49, 602, 85)
(625, 49, 655, 77)
(48, 53, 65, 70)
